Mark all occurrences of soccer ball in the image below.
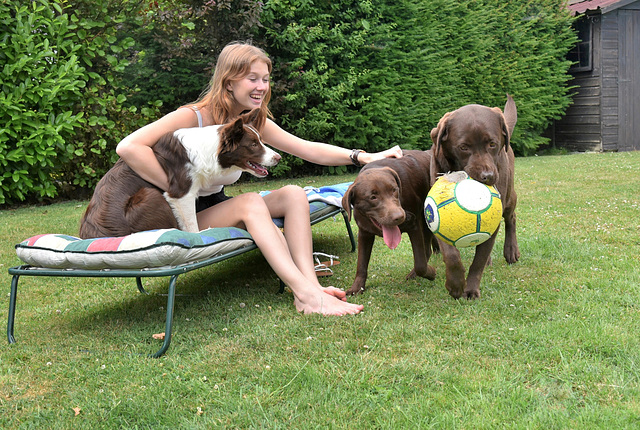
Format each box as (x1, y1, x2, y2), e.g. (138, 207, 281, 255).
(424, 171, 502, 248)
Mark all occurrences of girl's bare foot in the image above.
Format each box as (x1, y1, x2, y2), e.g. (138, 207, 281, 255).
(322, 286, 347, 302)
(293, 287, 363, 316)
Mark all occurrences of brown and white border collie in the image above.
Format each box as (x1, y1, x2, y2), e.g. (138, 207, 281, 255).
(79, 109, 280, 238)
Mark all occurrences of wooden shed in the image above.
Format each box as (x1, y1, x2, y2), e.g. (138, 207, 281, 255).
(548, 0, 639, 152)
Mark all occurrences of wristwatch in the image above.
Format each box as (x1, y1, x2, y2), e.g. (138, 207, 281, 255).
(350, 149, 365, 167)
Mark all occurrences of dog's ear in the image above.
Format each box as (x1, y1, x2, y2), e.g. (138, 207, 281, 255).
(501, 94, 517, 152)
(219, 117, 245, 152)
(381, 167, 402, 199)
(430, 112, 450, 154)
(341, 182, 356, 221)
(238, 108, 265, 131)
(241, 108, 261, 125)
(490, 106, 510, 152)
(430, 112, 452, 180)
(499, 115, 511, 153)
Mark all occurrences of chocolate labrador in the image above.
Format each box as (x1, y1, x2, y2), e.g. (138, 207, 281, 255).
(342, 150, 436, 295)
(430, 95, 520, 299)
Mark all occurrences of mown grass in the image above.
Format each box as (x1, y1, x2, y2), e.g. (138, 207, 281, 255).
(1, 152, 639, 429)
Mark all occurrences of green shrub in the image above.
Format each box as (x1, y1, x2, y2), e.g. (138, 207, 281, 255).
(0, 1, 86, 204)
(121, 0, 265, 115)
(53, 0, 162, 198)
(259, 0, 386, 176)
(259, 0, 577, 167)
(1, 0, 578, 202)
(0, 0, 161, 205)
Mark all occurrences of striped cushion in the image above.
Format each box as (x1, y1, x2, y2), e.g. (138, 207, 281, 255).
(15, 228, 254, 270)
(15, 182, 351, 270)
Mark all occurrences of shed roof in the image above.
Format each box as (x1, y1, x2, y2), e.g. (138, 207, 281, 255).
(569, 0, 638, 14)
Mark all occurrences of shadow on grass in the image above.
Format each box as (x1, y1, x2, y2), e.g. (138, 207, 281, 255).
(26, 251, 280, 351)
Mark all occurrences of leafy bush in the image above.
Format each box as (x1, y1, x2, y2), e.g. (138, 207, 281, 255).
(59, 0, 163, 194)
(259, 0, 387, 175)
(122, 0, 265, 115)
(0, 0, 161, 205)
(1, 0, 577, 203)
(0, 1, 86, 204)
(259, 0, 577, 167)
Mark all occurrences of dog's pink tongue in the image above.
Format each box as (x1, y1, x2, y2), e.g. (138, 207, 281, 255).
(382, 225, 402, 249)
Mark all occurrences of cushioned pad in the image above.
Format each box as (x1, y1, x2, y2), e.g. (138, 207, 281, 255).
(16, 228, 255, 270)
(15, 182, 352, 270)
(272, 201, 341, 228)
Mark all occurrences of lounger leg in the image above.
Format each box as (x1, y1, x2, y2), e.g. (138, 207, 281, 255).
(340, 210, 356, 252)
(7, 274, 19, 344)
(136, 277, 149, 295)
(151, 274, 179, 358)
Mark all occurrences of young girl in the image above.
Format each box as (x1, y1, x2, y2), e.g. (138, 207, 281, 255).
(116, 42, 402, 316)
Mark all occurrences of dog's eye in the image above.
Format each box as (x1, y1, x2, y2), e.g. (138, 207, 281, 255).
(459, 145, 469, 152)
(488, 142, 498, 149)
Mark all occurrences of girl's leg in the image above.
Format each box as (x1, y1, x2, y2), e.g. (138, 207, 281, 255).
(261, 185, 347, 300)
(196, 193, 362, 316)
(261, 186, 319, 281)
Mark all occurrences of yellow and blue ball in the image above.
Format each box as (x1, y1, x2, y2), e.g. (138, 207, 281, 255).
(424, 171, 502, 248)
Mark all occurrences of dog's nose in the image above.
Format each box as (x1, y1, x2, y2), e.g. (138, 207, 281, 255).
(391, 209, 405, 224)
(478, 171, 496, 185)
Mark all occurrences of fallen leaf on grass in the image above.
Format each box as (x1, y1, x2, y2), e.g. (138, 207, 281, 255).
(152, 333, 165, 340)
(73, 407, 81, 416)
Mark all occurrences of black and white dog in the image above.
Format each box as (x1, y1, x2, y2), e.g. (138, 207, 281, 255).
(79, 109, 280, 238)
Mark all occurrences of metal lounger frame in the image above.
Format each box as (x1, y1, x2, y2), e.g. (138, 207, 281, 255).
(7, 206, 354, 357)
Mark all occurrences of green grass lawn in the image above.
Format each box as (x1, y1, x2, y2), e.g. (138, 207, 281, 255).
(1, 152, 639, 428)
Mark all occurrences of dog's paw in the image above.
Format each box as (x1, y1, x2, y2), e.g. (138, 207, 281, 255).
(504, 243, 521, 264)
(423, 265, 437, 280)
(445, 278, 465, 299)
(345, 284, 365, 296)
(407, 266, 437, 281)
(463, 288, 481, 300)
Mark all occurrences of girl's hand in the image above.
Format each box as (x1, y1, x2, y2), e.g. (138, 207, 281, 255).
(360, 145, 403, 164)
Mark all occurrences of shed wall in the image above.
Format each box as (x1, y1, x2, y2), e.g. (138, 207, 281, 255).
(553, 15, 603, 151)
(617, 6, 640, 150)
(601, 12, 620, 151)
(551, 1, 640, 152)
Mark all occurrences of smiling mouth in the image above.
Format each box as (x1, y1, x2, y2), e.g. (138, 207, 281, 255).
(246, 161, 268, 177)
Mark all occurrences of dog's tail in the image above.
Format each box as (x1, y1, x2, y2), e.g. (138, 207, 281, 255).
(123, 188, 178, 232)
(79, 187, 177, 239)
(79, 202, 102, 239)
(341, 184, 354, 221)
(79, 202, 132, 239)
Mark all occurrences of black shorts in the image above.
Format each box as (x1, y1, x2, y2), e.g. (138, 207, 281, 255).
(195, 188, 232, 213)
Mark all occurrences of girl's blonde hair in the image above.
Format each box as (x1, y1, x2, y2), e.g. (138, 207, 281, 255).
(191, 42, 272, 130)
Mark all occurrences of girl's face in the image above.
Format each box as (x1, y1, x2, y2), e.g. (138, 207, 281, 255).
(227, 60, 270, 114)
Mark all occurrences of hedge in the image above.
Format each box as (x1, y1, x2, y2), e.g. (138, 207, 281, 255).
(1, 0, 576, 203)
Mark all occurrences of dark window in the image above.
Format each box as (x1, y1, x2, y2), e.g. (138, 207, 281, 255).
(568, 17, 592, 72)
